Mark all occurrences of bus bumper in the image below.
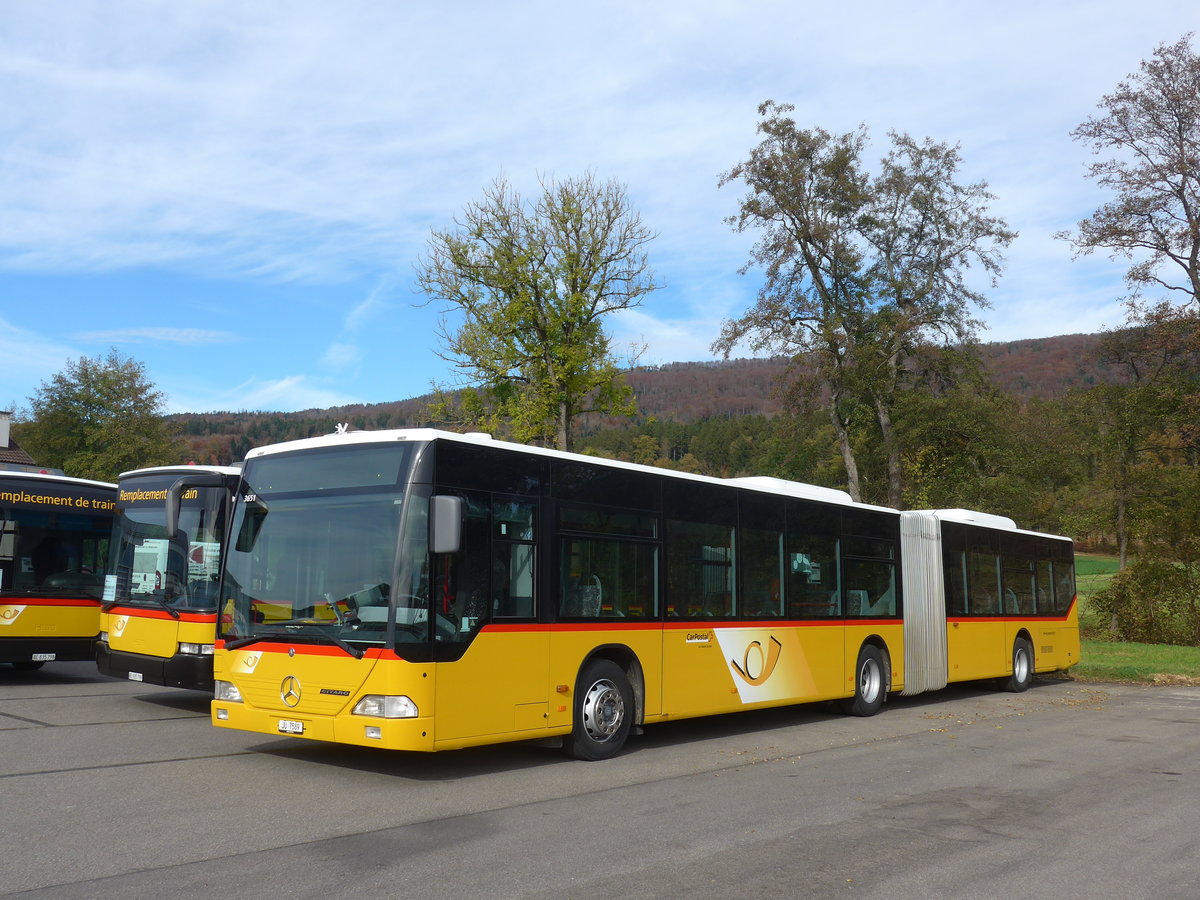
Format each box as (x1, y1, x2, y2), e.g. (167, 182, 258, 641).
(2, 635, 98, 664)
(96, 642, 215, 692)
(211, 701, 437, 751)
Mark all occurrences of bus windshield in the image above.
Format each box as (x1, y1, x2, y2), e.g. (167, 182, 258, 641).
(218, 443, 435, 651)
(109, 481, 231, 612)
(1, 508, 110, 600)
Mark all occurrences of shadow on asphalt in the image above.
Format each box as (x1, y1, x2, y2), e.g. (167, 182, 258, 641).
(242, 676, 1072, 782)
(0, 661, 115, 687)
(133, 690, 212, 714)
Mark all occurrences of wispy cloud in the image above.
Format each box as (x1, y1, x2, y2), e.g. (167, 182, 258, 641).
(72, 327, 238, 345)
(2, 2, 1199, 416)
(320, 276, 396, 371)
(165, 374, 358, 415)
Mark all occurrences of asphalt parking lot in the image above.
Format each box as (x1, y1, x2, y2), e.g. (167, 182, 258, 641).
(3, 664, 1199, 899)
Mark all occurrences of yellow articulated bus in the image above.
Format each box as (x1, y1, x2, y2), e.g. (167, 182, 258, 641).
(1, 471, 116, 670)
(169, 429, 1078, 760)
(97, 465, 240, 691)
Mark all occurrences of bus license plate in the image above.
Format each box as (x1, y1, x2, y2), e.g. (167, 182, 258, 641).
(128, 672, 144, 682)
(278, 719, 305, 735)
(31, 653, 55, 662)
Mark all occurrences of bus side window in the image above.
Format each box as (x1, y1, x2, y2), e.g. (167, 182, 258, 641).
(967, 544, 1000, 614)
(492, 498, 536, 618)
(559, 534, 657, 620)
(1052, 552, 1076, 614)
(433, 492, 491, 642)
(842, 535, 896, 618)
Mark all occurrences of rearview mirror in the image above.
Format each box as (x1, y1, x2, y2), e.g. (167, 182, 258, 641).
(429, 495, 463, 554)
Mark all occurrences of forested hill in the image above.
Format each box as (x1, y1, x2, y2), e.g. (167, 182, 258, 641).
(174, 332, 1115, 463)
(615, 332, 1114, 421)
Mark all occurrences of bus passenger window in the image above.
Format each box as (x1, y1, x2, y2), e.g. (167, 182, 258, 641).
(741, 526, 783, 617)
(493, 543, 535, 617)
(785, 536, 840, 618)
(666, 520, 734, 618)
(843, 559, 895, 617)
(491, 498, 536, 618)
(944, 549, 969, 616)
(967, 546, 1000, 614)
(559, 536, 657, 620)
(1052, 555, 1076, 614)
(432, 493, 491, 642)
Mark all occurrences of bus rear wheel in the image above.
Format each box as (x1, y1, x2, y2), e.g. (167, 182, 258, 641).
(1001, 637, 1034, 693)
(840, 644, 886, 717)
(566, 659, 634, 761)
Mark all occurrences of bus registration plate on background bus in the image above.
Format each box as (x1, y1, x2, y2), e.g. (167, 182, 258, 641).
(278, 719, 304, 735)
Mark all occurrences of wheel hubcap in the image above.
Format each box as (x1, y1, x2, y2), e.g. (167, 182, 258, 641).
(581, 677, 625, 742)
(1015, 647, 1030, 682)
(859, 658, 882, 702)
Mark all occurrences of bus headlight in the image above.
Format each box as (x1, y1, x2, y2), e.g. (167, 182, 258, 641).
(180, 642, 215, 655)
(352, 695, 418, 718)
(214, 680, 244, 703)
(98, 632, 108, 644)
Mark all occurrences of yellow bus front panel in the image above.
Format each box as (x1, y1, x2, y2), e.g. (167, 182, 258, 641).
(105, 609, 213, 659)
(214, 644, 442, 752)
(97, 606, 218, 689)
(1, 599, 99, 640)
(0, 598, 100, 662)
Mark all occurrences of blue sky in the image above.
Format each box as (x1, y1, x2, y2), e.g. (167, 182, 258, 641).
(3, 2, 1199, 415)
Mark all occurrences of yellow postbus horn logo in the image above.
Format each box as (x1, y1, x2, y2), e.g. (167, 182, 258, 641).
(731, 636, 783, 686)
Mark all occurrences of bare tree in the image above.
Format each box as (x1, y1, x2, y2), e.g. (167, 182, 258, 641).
(715, 102, 1014, 506)
(1060, 33, 1200, 305)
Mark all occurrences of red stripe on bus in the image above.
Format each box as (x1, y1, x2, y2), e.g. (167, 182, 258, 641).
(208, 599, 1070, 651)
(482, 619, 894, 634)
(104, 605, 216, 623)
(0, 597, 100, 608)
(947, 596, 1077, 625)
(211, 640, 396, 660)
(661, 618, 897, 630)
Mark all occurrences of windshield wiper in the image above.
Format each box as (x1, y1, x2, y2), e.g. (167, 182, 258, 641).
(225, 622, 365, 659)
(103, 591, 181, 619)
(154, 591, 183, 619)
(224, 634, 269, 651)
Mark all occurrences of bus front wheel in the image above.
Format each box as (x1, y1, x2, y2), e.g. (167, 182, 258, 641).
(840, 644, 886, 717)
(1001, 637, 1034, 693)
(566, 659, 634, 761)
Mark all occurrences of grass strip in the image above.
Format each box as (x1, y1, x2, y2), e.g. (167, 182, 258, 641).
(1073, 639, 1200, 685)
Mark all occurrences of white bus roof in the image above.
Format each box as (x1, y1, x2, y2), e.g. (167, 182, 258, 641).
(118, 464, 241, 479)
(0, 470, 116, 490)
(920, 508, 1017, 530)
(912, 508, 1072, 542)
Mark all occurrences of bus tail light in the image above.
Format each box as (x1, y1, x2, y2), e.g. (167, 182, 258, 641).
(352, 695, 418, 718)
